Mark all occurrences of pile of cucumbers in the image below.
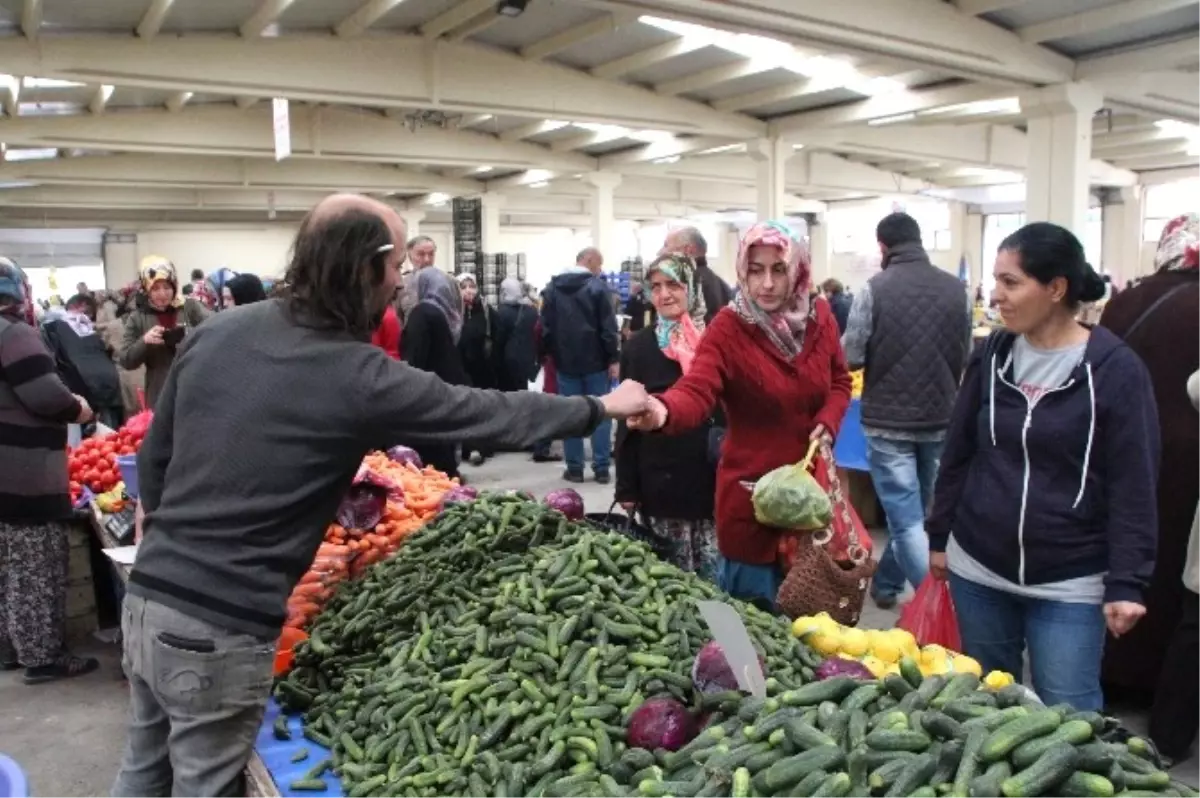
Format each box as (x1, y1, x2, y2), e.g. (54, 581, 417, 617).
(625, 666, 1196, 797)
(273, 494, 1195, 798)
(273, 494, 823, 797)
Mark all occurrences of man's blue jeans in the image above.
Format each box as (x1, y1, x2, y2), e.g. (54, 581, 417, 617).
(948, 572, 1106, 711)
(557, 371, 612, 475)
(866, 435, 944, 600)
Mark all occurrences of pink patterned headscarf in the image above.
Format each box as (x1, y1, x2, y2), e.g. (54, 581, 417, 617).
(732, 220, 812, 359)
(1155, 212, 1199, 272)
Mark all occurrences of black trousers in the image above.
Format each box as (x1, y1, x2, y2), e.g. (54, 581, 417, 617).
(1149, 594, 1198, 759)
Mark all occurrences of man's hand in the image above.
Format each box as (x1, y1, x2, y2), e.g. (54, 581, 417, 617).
(1104, 601, 1146, 638)
(929, 551, 948, 581)
(600, 379, 649, 419)
(628, 396, 669, 431)
(143, 325, 165, 346)
(608, 363, 620, 381)
(619, 501, 637, 513)
(73, 395, 94, 424)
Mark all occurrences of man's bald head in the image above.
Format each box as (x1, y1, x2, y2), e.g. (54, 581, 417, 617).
(576, 247, 603, 275)
(660, 226, 707, 261)
(284, 193, 407, 336)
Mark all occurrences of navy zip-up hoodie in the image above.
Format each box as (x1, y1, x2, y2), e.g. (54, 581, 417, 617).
(927, 326, 1160, 604)
(541, 270, 619, 377)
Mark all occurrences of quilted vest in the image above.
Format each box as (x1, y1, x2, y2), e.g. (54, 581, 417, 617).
(860, 243, 970, 431)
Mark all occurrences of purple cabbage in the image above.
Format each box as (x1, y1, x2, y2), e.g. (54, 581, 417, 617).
(814, 657, 875, 681)
(385, 445, 423, 469)
(626, 697, 698, 752)
(440, 485, 479, 508)
(335, 484, 388, 531)
(543, 488, 584, 521)
(692, 640, 767, 695)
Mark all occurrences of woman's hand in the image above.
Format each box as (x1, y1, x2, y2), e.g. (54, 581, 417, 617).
(809, 423, 832, 444)
(1103, 601, 1146, 638)
(929, 551, 948, 581)
(628, 396, 668, 431)
(143, 325, 164, 346)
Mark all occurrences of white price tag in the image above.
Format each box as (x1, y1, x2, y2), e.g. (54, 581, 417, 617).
(696, 600, 767, 698)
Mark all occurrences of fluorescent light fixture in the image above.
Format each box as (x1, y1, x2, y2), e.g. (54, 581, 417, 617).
(1155, 120, 1200, 155)
(926, 97, 1019, 117)
(423, 192, 451, 206)
(473, 165, 494, 174)
(523, 169, 554, 183)
(868, 113, 917, 126)
(696, 143, 745, 155)
(528, 181, 550, 188)
(100, 85, 115, 102)
(543, 120, 569, 131)
(22, 76, 85, 88)
(5, 147, 58, 162)
(652, 155, 681, 165)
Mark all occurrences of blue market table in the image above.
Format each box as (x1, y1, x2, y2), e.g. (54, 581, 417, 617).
(833, 398, 869, 473)
(249, 700, 345, 797)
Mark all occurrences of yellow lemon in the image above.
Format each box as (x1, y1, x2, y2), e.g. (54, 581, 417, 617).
(951, 655, 983, 677)
(870, 636, 901, 665)
(920, 644, 947, 667)
(809, 631, 842, 657)
(984, 670, 1014, 690)
(840, 628, 870, 658)
(889, 628, 920, 659)
(861, 655, 888, 679)
(791, 616, 818, 638)
(919, 661, 935, 678)
(928, 657, 952, 676)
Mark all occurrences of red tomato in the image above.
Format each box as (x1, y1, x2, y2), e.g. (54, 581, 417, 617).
(119, 445, 135, 455)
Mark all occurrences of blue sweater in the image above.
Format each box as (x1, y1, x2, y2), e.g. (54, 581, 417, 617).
(927, 326, 1160, 604)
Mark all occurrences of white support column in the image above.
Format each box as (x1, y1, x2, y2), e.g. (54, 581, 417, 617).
(403, 208, 425, 239)
(481, 192, 504, 255)
(808, 215, 832, 284)
(748, 138, 792, 221)
(584, 172, 622, 266)
(1020, 83, 1103, 234)
(1118, 185, 1147, 281)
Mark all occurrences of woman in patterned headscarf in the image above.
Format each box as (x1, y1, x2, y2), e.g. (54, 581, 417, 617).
(615, 253, 719, 579)
(628, 223, 852, 607)
(1100, 212, 1199, 705)
(117, 255, 210, 409)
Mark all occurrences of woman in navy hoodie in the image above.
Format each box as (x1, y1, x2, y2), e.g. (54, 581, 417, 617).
(927, 222, 1159, 711)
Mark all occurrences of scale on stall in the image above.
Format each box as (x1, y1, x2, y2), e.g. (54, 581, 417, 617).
(103, 505, 137, 546)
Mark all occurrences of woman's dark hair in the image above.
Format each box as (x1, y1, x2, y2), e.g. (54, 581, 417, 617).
(998, 222, 1106, 307)
(821, 278, 844, 295)
(190, 268, 204, 281)
(283, 207, 393, 336)
(66, 293, 97, 318)
(227, 273, 267, 306)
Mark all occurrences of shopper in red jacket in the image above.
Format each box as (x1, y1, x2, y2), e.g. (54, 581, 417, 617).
(371, 304, 402, 360)
(631, 221, 852, 607)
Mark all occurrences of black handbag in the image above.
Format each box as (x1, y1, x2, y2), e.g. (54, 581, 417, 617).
(584, 502, 678, 561)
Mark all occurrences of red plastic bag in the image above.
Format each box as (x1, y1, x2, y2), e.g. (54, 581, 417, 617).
(897, 576, 961, 651)
(124, 389, 154, 437)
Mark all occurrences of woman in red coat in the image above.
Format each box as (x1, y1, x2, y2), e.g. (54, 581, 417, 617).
(631, 221, 852, 607)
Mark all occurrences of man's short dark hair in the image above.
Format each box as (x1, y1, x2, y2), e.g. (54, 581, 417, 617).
(190, 268, 204, 281)
(181, 283, 194, 296)
(876, 212, 923, 249)
(678, 226, 708, 256)
(407, 235, 434, 251)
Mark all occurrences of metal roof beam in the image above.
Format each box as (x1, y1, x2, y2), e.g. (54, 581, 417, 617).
(1019, 0, 1198, 44)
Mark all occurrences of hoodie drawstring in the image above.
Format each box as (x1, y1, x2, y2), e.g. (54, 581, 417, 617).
(989, 353, 998, 446)
(1072, 362, 1096, 509)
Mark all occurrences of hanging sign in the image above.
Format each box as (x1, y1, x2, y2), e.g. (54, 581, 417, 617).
(272, 98, 290, 161)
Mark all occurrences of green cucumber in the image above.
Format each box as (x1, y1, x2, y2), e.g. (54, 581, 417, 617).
(780, 678, 862, 707)
(979, 709, 1061, 763)
(811, 771, 852, 797)
(884, 674, 915, 699)
(969, 760, 1012, 797)
(999, 742, 1079, 797)
(886, 752, 938, 798)
(951, 726, 989, 797)
(1059, 772, 1117, 798)
(865, 727, 933, 753)
(922, 710, 966, 741)
(753, 745, 845, 795)
(1010, 719, 1095, 769)
(933, 674, 982, 708)
(869, 757, 913, 792)
(900, 656, 924, 688)
(783, 717, 837, 750)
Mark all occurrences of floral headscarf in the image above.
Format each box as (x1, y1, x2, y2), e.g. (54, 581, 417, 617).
(647, 253, 707, 374)
(732, 220, 812, 359)
(206, 267, 239, 310)
(139, 255, 183, 309)
(1155, 212, 1199, 272)
(417, 268, 464, 344)
(0, 257, 34, 325)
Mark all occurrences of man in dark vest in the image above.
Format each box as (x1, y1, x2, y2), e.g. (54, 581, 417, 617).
(842, 212, 971, 609)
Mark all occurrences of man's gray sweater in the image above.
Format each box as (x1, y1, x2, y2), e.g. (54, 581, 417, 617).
(129, 299, 600, 638)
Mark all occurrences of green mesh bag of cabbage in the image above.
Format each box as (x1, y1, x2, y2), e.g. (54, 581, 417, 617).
(751, 439, 832, 530)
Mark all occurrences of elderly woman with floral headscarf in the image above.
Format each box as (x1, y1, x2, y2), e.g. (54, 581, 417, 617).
(630, 222, 852, 607)
(402, 268, 469, 477)
(1099, 212, 1200, 710)
(118, 255, 210, 409)
(615, 254, 720, 579)
(0, 258, 101, 684)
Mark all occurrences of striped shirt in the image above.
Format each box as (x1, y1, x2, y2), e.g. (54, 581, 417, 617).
(0, 314, 81, 521)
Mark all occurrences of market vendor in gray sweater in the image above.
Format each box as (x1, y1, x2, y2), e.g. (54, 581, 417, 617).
(112, 194, 652, 798)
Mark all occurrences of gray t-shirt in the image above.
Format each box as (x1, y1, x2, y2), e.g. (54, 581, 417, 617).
(1012, 335, 1086, 403)
(948, 333, 1104, 604)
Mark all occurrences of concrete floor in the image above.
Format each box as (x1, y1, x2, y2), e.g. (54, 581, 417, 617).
(1, 451, 1195, 795)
